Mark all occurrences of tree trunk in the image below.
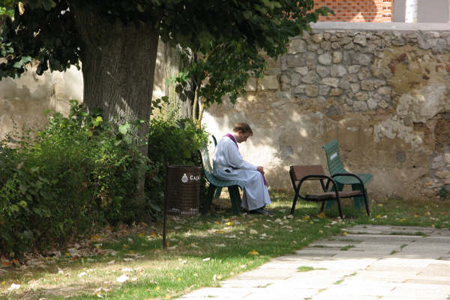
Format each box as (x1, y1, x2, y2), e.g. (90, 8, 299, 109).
(72, 5, 159, 146)
(71, 5, 159, 200)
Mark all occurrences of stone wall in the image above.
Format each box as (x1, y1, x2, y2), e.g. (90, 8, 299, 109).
(1, 22, 449, 200)
(203, 22, 450, 200)
(0, 65, 83, 140)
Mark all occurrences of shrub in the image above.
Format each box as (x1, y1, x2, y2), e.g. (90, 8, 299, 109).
(0, 101, 148, 256)
(146, 117, 208, 218)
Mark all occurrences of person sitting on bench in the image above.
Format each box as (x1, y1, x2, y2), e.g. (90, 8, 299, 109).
(212, 122, 271, 215)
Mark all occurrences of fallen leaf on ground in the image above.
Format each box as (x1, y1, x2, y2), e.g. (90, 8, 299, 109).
(117, 275, 129, 283)
(317, 212, 326, 218)
(8, 283, 20, 291)
(248, 249, 259, 255)
(249, 229, 258, 234)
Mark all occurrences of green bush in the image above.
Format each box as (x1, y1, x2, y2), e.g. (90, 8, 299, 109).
(146, 117, 208, 218)
(0, 101, 149, 256)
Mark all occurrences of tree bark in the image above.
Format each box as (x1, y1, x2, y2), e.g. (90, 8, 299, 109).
(71, 5, 159, 146)
(71, 5, 159, 200)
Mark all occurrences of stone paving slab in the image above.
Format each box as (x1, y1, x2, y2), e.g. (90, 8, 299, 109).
(180, 225, 450, 300)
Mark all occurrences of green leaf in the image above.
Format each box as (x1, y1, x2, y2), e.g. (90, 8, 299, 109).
(119, 123, 131, 135)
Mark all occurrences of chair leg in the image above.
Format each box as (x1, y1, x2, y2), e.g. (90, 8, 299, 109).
(290, 194, 299, 215)
(336, 199, 344, 219)
(352, 184, 365, 210)
(214, 187, 223, 199)
(320, 201, 326, 213)
(202, 185, 216, 215)
(362, 187, 370, 216)
(228, 186, 242, 215)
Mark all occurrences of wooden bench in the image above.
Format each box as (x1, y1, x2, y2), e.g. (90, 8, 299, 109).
(323, 139, 373, 211)
(289, 165, 370, 218)
(199, 139, 243, 215)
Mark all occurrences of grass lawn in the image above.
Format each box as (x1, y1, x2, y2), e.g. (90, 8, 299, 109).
(1, 191, 449, 299)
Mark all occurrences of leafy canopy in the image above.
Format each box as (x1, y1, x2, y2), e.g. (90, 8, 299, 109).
(0, 0, 331, 80)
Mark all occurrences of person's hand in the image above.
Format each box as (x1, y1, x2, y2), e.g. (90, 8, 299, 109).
(257, 166, 265, 174)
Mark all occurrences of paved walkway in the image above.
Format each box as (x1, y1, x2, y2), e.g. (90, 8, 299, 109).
(180, 225, 450, 300)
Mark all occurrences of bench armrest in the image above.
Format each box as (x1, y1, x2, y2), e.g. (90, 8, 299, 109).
(332, 172, 365, 187)
(295, 174, 340, 195)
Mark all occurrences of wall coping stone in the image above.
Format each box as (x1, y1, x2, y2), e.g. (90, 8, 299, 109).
(312, 22, 450, 32)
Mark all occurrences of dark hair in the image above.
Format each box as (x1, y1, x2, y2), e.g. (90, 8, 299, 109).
(233, 122, 253, 135)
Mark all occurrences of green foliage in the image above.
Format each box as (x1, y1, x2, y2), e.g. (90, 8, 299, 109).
(0, 101, 148, 255)
(146, 117, 208, 217)
(439, 186, 450, 199)
(0, 0, 331, 87)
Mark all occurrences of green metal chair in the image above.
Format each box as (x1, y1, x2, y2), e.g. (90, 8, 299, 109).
(289, 165, 369, 218)
(199, 137, 243, 214)
(323, 139, 372, 215)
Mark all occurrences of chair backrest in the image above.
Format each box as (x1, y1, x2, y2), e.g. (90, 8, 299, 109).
(290, 165, 325, 181)
(200, 142, 213, 174)
(323, 139, 346, 175)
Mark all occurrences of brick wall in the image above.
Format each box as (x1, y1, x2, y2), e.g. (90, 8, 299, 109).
(315, 0, 393, 22)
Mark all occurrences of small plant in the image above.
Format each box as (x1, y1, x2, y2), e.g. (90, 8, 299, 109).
(439, 186, 450, 199)
(297, 266, 316, 272)
(297, 266, 326, 272)
(340, 245, 355, 251)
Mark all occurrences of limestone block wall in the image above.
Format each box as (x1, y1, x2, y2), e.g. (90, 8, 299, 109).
(203, 22, 450, 200)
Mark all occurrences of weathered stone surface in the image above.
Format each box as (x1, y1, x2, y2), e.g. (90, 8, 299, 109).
(258, 75, 279, 90)
(290, 73, 301, 86)
(396, 151, 406, 163)
(286, 54, 305, 67)
(305, 85, 319, 97)
(329, 88, 343, 97)
(288, 39, 307, 54)
(367, 98, 378, 110)
(353, 53, 372, 65)
(319, 85, 331, 96)
(355, 91, 369, 101)
(361, 79, 385, 91)
(293, 85, 306, 94)
(330, 65, 347, 77)
(321, 77, 339, 88)
(244, 78, 257, 92)
(318, 53, 332, 65)
(354, 34, 367, 46)
(302, 71, 320, 84)
(332, 51, 343, 63)
(321, 41, 332, 51)
(396, 85, 448, 123)
(280, 75, 290, 84)
(305, 53, 317, 68)
(294, 67, 309, 76)
(311, 33, 324, 43)
(350, 83, 360, 93)
(316, 65, 330, 78)
(348, 65, 361, 74)
(353, 101, 368, 111)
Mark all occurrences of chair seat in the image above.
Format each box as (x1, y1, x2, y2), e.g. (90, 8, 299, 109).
(306, 190, 362, 200)
(205, 171, 244, 188)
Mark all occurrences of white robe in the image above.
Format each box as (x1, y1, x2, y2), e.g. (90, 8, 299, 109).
(212, 135, 271, 211)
